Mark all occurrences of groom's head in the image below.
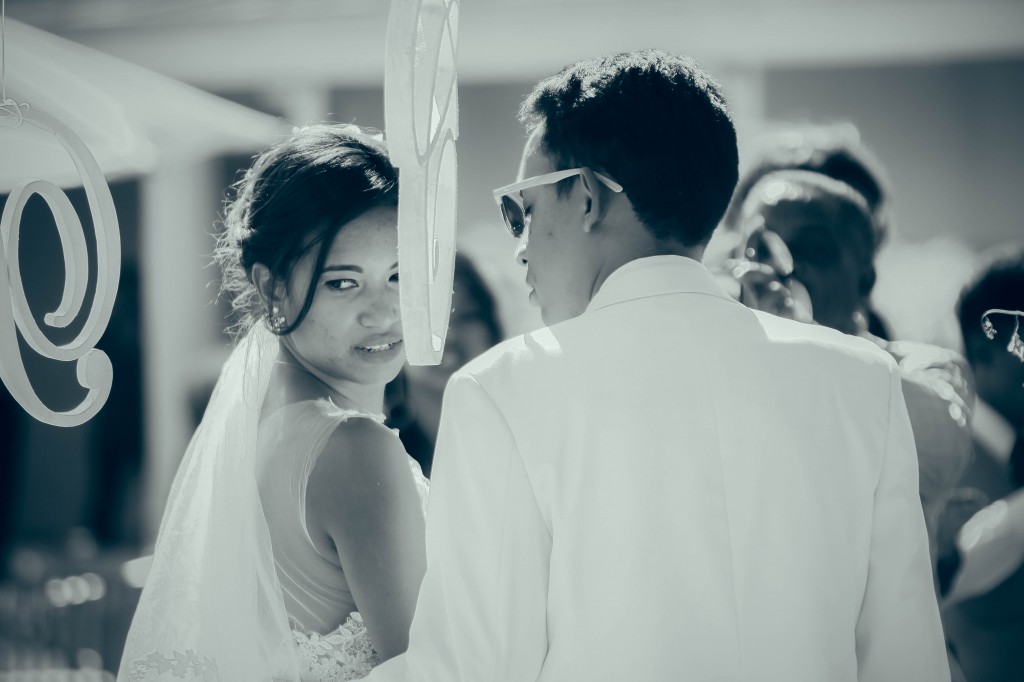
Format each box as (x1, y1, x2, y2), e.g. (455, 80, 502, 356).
(502, 50, 738, 324)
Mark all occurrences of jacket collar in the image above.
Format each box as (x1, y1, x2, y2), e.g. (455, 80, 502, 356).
(585, 255, 736, 314)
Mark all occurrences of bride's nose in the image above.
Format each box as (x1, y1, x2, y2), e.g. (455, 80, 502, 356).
(357, 286, 400, 328)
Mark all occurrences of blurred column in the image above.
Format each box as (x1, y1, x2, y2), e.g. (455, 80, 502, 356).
(139, 160, 219, 542)
(272, 85, 332, 127)
(715, 65, 767, 172)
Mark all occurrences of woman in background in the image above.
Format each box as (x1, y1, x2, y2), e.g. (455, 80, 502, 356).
(119, 125, 426, 681)
(718, 149, 973, 681)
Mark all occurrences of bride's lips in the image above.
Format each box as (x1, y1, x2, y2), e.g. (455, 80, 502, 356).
(354, 338, 404, 362)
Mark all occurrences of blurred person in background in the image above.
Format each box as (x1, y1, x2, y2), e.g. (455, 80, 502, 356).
(386, 251, 504, 477)
(725, 168, 974, 543)
(941, 252, 1024, 682)
(720, 123, 894, 338)
(119, 124, 427, 681)
(719, 125, 978, 524)
(722, 159, 979, 680)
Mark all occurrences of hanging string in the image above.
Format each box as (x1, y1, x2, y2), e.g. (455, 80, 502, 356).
(2, 0, 7, 102)
(0, 0, 28, 126)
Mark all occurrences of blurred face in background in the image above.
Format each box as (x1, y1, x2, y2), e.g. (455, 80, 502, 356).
(740, 188, 872, 336)
(405, 268, 501, 394)
(280, 205, 406, 387)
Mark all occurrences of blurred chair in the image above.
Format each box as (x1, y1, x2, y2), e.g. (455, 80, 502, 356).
(0, 533, 142, 677)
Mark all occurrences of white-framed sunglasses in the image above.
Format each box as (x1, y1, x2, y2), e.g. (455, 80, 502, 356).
(492, 168, 624, 238)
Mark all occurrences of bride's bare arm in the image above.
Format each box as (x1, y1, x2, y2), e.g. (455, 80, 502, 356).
(306, 418, 427, 661)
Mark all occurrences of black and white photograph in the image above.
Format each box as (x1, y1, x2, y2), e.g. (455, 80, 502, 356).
(1, 1, 1022, 680)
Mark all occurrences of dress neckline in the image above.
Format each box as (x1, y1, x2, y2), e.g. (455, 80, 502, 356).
(260, 398, 386, 426)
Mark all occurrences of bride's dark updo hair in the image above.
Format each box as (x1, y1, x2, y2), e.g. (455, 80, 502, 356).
(216, 124, 398, 337)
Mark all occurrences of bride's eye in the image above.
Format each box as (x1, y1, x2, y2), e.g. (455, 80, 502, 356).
(390, 272, 400, 284)
(325, 278, 358, 291)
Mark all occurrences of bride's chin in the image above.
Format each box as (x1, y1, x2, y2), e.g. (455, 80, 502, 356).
(369, 356, 408, 383)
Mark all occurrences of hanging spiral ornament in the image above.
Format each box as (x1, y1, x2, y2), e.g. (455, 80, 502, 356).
(0, 104, 121, 426)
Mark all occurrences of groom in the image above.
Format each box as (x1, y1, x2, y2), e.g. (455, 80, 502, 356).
(370, 50, 948, 681)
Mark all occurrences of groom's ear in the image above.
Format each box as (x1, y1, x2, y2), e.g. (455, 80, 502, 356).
(252, 263, 286, 313)
(578, 167, 610, 234)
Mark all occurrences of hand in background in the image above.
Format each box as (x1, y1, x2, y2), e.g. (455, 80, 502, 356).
(720, 257, 815, 324)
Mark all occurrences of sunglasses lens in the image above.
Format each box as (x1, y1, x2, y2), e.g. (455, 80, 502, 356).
(500, 195, 526, 238)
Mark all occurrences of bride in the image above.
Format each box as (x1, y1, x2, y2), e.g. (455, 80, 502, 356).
(119, 124, 428, 681)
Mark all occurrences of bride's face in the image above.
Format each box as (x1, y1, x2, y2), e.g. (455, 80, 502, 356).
(281, 205, 405, 387)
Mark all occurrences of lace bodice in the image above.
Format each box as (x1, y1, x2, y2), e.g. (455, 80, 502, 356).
(291, 613, 380, 682)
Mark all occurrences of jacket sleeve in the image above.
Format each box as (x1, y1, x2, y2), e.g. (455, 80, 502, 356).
(855, 362, 951, 682)
(368, 371, 552, 682)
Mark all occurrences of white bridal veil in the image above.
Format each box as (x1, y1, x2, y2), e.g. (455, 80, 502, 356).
(118, 326, 301, 681)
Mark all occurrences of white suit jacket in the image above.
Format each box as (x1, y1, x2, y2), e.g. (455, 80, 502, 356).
(370, 256, 948, 682)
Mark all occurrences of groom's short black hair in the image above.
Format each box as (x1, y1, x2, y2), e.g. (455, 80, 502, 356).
(519, 49, 739, 247)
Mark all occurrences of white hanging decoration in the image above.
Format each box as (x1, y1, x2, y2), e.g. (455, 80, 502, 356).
(0, 99, 121, 426)
(384, 0, 459, 365)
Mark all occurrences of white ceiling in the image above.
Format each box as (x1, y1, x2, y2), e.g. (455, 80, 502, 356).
(7, 0, 1024, 89)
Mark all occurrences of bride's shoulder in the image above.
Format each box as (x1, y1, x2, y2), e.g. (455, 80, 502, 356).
(312, 412, 406, 482)
(307, 413, 420, 525)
